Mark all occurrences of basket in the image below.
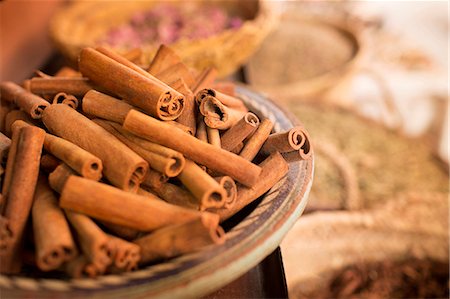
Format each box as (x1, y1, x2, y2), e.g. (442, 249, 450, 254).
(50, 0, 276, 77)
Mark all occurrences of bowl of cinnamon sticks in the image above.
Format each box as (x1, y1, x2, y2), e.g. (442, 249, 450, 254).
(0, 45, 313, 298)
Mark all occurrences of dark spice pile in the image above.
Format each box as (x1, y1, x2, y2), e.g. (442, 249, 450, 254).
(302, 258, 449, 299)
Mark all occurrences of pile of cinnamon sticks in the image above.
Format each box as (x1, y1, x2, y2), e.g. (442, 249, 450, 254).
(0, 45, 311, 278)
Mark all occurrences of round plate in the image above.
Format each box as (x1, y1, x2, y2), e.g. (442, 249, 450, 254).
(0, 85, 314, 298)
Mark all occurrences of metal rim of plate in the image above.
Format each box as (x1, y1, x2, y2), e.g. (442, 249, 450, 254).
(0, 85, 314, 299)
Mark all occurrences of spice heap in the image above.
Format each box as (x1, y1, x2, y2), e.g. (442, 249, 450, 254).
(99, 3, 243, 48)
(0, 45, 311, 277)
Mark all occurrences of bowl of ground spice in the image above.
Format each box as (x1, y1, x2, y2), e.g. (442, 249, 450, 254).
(50, 0, 276, 77)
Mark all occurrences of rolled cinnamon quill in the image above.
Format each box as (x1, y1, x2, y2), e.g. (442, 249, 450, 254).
(24, 77, 93, 97)
(60, 176, 203, 231)
(13, 120, 103, 181)
(195, 117, 208, 143)
(206, 127, 221, 148)
(239, 119, 274, 161)
(42, 104, 147, 191)
(4, 109, 36, 137)
(0, 133, 11, 165)
(107, 235, 140, 272)
(199, 96, 246, 130)
(32, 176, 77, 271)
(170, 79, 196, 135)
(214, 176, 237, 209)
(147, 44, 182, 75)
(0, 81, 50, 119)
(0, 215, 11, 251)
(141, 169, 168, 190)
(195, 88, 247, 111)
(65, 210, 113, 270)
(82, 90, 133, 124)
(134, 213, 225, 264)
(155, 62, 196, 88)
(52, 92, 79, 109)
(40, 154, 61, 174)
(178, 160, 226, 210)
(192, 68, 218, 94)
(261, 127, 310, 154)
(123, 109, 262, 187)
(149, 182, 199, 210)
(221, 112, 260, 151)
(95, 119, 185, 178)
(48, 163, 76, 193)
(212, 152, 289, 222)
(0, 125, 45, 273)
(79, 47, 184, 121)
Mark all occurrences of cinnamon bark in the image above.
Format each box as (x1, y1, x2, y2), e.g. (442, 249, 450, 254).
(79, 47, 184, 121)
(134, 213, 225, 264)
(42, 104, 148, 191)
(48, 163, 76, 193)
(192, 68, 218, 94)
(82, 90, 133, 124)
(281, 131, 313, 161)
(60, 176, 203, 231)
(211, 152, 289, 222)
(0, 133, 11, 165)
(95, 119, 185, 178)
(13, 119, 103, 180)
(171, 79, 196, 135)
(214, 176, 237, 209)
(24, 77, 93, 97)
(107, 235, 140, 272)
(149, 182, 199, 210)
(211, 81, 236, 97)
(0, 125, 45, 273)
(40, 154, 61, 173)
(52, 92, 79, 109)
(32, 175, 77, 271)
(155, 62, 196, 88)
(199, 96, 246, 130)
(239, 119, 274, 161)
(123, 109, 262, 187)
(165, 120, 194, 135)
(4, 109, 35, 137)
(141, 169, 168, 190)
(195, 88, 247, 111)
(147, 44, 182, 75)
(261, 126, 310, 154)
(195, 117, 208, 143)
(178, 160, 226, 210)
(221, 112, 260, 151)
(54, 67, 81, 77)
(206, 127, 221, 148)
(0, 81, 50, 119)
(65, 210, 113, 271)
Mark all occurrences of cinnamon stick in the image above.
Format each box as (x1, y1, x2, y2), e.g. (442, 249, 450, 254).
(123, 109, 262, 187)
(221, 112, 260, 151)
(40, 154, 61, 173)
(0, 125, 45, 273)
(215, 152, 289, 221)
(178, 160, 226, 210)
(239, 119, 274, 161)
(32, 175, 77, 271)
(52, 92, 79, 109)
(106, 235, 140, 272)
(24, 77, 93, 97)
(48, 163, 77, 193)
(134, 213, 225, 264)
(122, 48, 143, 64)
(65, 210, 113, 271)
(195, 117, 208, 143)
(54, 67, 81, 78)
(0, 101, 12, 133)
(192, 68, 218, 94)
(155, 62, 196, 88)
(4, 109, 35, 137)
(199, 96, 246, 130)
(211, 81, 236, 97)
(0, 81, 50, 119)
(147, 44, 182, 75)
(13, 119, 103, 181)
(206, 127, 221, 148)
(59, 176, 203, 231)
(79, 47, 185, 121)
(141, 169, 168, 190)
(261, 127, 310, 154)
(42, 104, 148, 191)
(214, 176, 237, 209)
(0, 133, 11, 165)
(171, 79, 197, 135)
(82, 90, 133, 124)
(195, 88, 247, 111)
(95, 119, 185, 178)
(149, 182, 199, 210)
